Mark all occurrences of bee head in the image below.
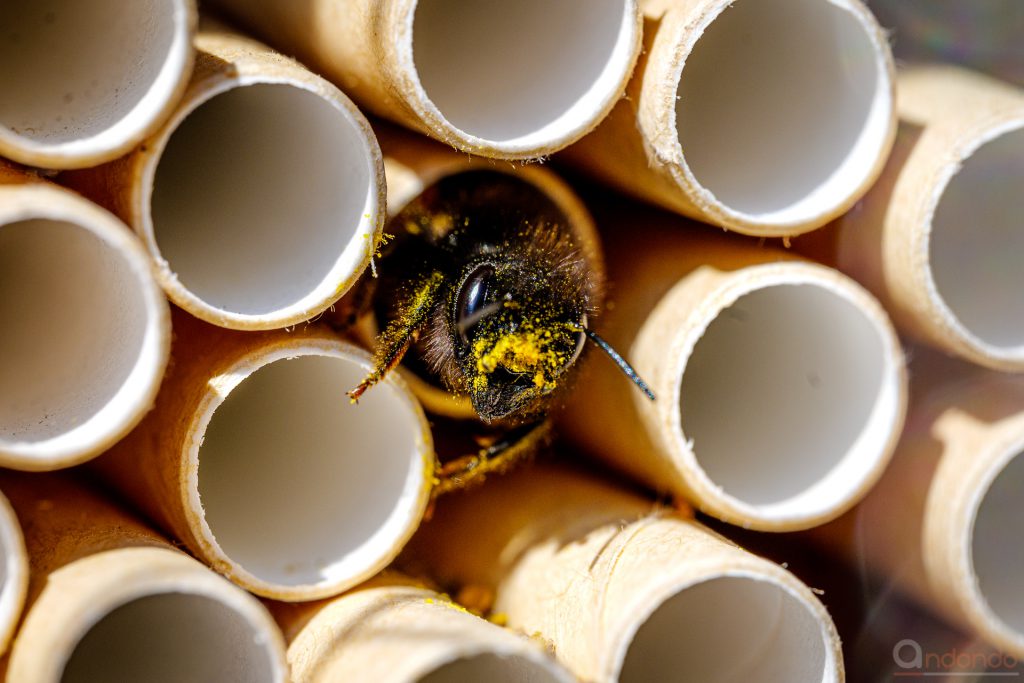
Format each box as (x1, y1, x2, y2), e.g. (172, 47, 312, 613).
(452, 260, 587, 423)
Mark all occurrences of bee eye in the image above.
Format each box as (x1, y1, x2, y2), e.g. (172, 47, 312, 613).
(456, 264, 496, 342)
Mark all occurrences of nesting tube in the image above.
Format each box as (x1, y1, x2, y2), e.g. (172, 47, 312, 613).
(560, 205, 905, 530)
(0, 162, 170, 471)
(816, 362, 1024, 658)
(829, 66, 1024, 370)
(562, 0, 896, 236)
(0, 491, 27, 658)
(273, 574, 573, 682)
(404, 465, 843, 682)
(0, 471, 287, 682)
(356, 126, 604, 419)
(93, 311, 433, 601)
(206, 0, 642, 159)
(0, 0, 195, 169)
(64, 22, 386, 330)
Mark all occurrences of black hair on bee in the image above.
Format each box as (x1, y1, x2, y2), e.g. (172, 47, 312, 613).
(349, 170, 652, 428)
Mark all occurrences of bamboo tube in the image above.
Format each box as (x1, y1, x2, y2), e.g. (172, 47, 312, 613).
(0, 161, 170, 471)
(272, 573, 573, 682)
(0, 491, 27, 658)
(63, 21, 386, 331)
(815, 359, 1024, 658)
(827, 66, 1024, 370)
(356, 126, 605, 419)
(206, 0, 642, 160)
(560, 0, 896, 237)
(0, 0, 195, 170)
(93, 310, 433, 601)
(0, 471, 288, 682)
(559, 202, 906, 531)
(404, 464, 843, 682)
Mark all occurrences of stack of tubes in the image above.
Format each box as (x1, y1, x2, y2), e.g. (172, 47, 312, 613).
(0, 0, 1020, 680)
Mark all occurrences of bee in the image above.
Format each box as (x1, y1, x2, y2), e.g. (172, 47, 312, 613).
(349, 170, 653, 493)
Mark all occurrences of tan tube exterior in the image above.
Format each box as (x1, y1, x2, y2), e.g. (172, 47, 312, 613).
(0, 161, 170, 471)
(816, 360, 1024, 658)
(559, 205, 906, 531)
(207, 0, 642, 160)
(561, 0, 896, 237)
(404, 464, 843, 682)
(63, 21, 386, 331)
(0, 471, 287, 682)
(828, 66, 1024, 370)
(91, 310, 433, 601)
(272, 573, 573, 683)
(0, 0, 195, 169)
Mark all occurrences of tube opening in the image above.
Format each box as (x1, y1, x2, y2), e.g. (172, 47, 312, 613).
(675, 0, 890, 224)
(680, 282, 899, 521)
(197, 352, 427, 591)
(412, 0, 635, 149)
(0, 0, 189, 162)
(972, 449, 1024, 636)
(151, 83, 375, 323)
(0, 218, 152, 459)
(619, 576, 832, 682)
(930, 125, 1024, 353)
(61, 593, 276, 683)
(0, 494, 26, 652)
(419, 653, 565, 683)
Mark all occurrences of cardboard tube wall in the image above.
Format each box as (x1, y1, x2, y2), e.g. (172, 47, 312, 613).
(274, 574, 573, 682)
(93, 311, 433, 601)
(830, 66, 1024, 370)
(0, 491, 27, 658)
(0, 471, 287, 682)
(0, 162, 170, 471)
(817, 364, 1024, 658)
(0, 0, 195, 169)
(207, 0, 642, 159)
(405, 465, 843, 682)
(559, 205, 906, 530)
(562, 0, 896, 236)
(63, 22, 386, 331)
(365, 126, 605, 419)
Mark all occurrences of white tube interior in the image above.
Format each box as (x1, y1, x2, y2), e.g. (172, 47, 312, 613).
(419, 653, 566, 683)
(675, 0, 891, 225)
(150, 83, 375, 324)
(619, 576, 834, 683)
(197, 353, 425, 590)
(0, 0, 190, 163)
(61, 593, 276, 683)
(929, 125, 1024, 353)
(679, 283, 899, 521)
(0, 494, 25, 648)
(0, 218, 158, 465)
(972, 450, 1024, 635)
(412, 0, 636, 150)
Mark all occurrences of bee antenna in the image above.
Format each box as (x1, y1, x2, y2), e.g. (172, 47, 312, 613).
(585, 329, 656, 401)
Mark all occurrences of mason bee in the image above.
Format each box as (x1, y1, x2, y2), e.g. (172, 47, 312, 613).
(349, 170, 653, 492)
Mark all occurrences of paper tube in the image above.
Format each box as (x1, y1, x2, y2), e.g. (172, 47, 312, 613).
(559, 203, 906, 530)
(93, 310, 433, 601)
(272, 573, 573, 682)
(63, 22, 386, 331)
(826, 65, 1024, 370)
(0, 0, 195, 170)
(0, 491, 27, 658)
(0, 161, 170, 471)
(0, 471, 287, 682)
(357, 126, 605, 419)
(404, 464, 843, 682)
(816, 360, 1024, 658)
(560, 0, 896, 237)
(206, 0, 642, 159)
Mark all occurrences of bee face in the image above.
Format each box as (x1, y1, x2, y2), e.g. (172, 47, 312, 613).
(451, 259, 586, 422)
